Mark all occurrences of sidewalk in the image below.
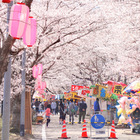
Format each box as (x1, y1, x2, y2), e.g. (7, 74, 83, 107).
(1, 114, 140, 140)
(31, 114, 140, 140)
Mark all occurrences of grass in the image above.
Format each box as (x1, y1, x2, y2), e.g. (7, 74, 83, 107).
(0, 117, 23, 140)
(0, 117, 36, 140)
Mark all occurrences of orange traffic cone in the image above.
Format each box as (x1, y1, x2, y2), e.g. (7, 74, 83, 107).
(81, 120, 89, 138)
(58, 120, 70, 139)
(108, 120, 118, 139)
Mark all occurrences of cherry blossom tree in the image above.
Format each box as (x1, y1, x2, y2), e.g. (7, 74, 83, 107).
(0, 0, 140, 100)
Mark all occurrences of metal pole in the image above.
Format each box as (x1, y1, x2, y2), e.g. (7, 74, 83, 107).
(20, 0, 26, 136)
(20, 48, 26, 136)
(2, 1, 13, 140)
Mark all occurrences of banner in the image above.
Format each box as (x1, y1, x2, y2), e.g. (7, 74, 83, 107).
(81, 90, 90, 95)
(71, 85, 89, 91)
(64, 92, 73, 99)
(103, 81, 127, 96)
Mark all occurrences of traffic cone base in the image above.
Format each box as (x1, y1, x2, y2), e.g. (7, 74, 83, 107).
(108, 137, 118, 139)
(108, 120, 118, 139)
(58, 137, 71, 139)
(80, 120, 89, 138)
(58, 120, 71, 139)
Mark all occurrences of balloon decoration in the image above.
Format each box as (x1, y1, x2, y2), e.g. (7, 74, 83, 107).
(23, 16, 37, 47)
(9, 3, 29, 39)
(2, 0, 10, 3)
(116, 96, 140, 125)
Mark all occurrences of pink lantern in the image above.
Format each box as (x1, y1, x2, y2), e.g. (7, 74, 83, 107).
(38, 88, 44, 94)
(9, 3, 29, 39)
(2, 0, 10, 3)
(37, 75, 42, 88)
(37, 64, 43, 75)
(41, 81, 46, 90)
(43, 82, 46, 89)
(41, 82, 44, 90)
(32, 65, 39, 78)
(23, 16, 37, 47)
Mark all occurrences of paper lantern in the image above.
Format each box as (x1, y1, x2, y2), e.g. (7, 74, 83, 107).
(37, 75, 42, 88)
(32, 65, 39, 78)
(37, 64, 43, 75)
(43, 82, 46, 89)
(9, 3, 29, 39)
(23, 16, 37, 47)
(2, 0, 10, 3)
(41, 82, 46, 90)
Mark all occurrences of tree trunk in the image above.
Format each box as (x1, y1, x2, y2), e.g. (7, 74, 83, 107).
(10, 94, 21, 133)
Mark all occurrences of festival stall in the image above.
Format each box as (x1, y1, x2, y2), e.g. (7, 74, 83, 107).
(120, 80, 140, 133)
(90, 81, 127, 123)
(64, 91, 82, 101)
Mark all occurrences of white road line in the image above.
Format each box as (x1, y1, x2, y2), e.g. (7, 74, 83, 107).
(42, 123, 46, 140)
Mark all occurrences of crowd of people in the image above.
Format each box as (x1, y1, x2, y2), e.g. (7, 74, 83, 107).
(32, 98, 90, 127)
(32, 97, 101, 127)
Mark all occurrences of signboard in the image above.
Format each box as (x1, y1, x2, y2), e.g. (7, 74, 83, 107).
(81, 90, 90, 95)
(64, 92, 73, 99)
(93, 87, 98, 95)
(71, 85, 89, 91)
(91, 114, 105, 129)
(96, 84, 107, 98)
(104, 81, 127, 96)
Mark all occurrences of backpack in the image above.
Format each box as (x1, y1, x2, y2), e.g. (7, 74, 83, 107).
(70, 103, 75, 114)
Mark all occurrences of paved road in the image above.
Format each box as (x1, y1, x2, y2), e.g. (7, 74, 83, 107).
(31, 114, 140, 140)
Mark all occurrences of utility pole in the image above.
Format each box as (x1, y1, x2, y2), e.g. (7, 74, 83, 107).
(20, 48, 26, 136)
(2, 1, 13, 140)
(20, 0, 27, 136)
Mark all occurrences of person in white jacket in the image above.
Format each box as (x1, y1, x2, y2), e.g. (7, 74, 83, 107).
(51, 100, 56, 115)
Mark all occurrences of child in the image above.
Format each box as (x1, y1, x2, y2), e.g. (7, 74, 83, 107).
(43, 104, 51, 127)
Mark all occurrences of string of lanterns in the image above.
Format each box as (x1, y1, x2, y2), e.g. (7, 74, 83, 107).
(4, 1, 46, 97)
(2, 0, 11, 3)
(33, 64, 47, 96)
(8, 2, 37, 47)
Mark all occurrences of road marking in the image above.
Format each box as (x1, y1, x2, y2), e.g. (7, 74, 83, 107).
(42, 123, 46, 140)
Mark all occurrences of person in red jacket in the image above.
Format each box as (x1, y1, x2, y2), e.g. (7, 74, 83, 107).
(43, 104, 52, 127)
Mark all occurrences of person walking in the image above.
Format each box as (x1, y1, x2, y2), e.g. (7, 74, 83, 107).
(59, 99, 65, 124)
(43, 104, 52, 127)
(78, 98, 87, 124)
(34, 99, 40, 113)
(55, 99, 59, 114)
(74, 102, 78, 117)
(94, 98, 100, 114)
(51, 100, 56, 115)
(64, 99, 68, 113)
(69, 99, 75, 125)
(44, 101, 48, 110)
